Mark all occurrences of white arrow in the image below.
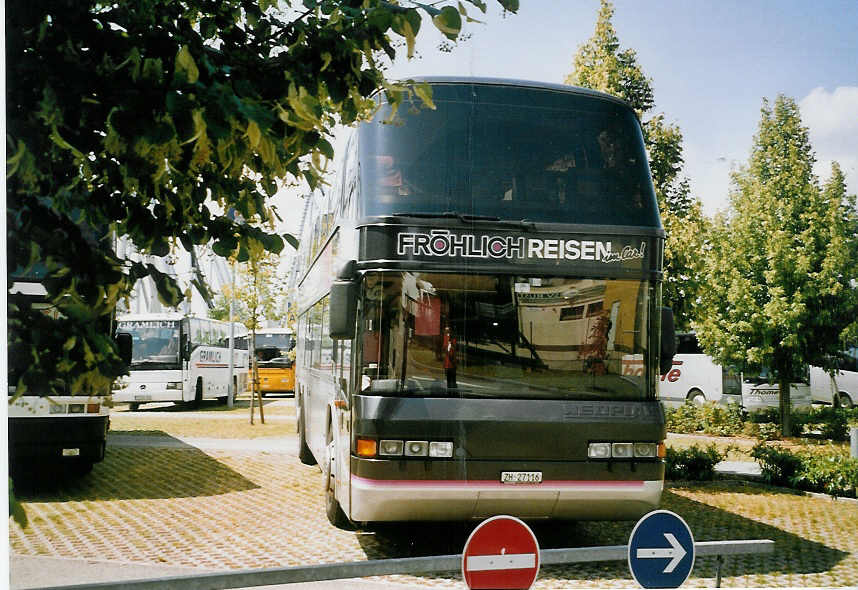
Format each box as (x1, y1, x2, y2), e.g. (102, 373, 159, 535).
(636, 533, 687, 573)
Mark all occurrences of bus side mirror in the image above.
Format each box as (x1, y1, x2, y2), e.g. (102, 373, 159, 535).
(330, 280, 358, 340)
(660, 307, 676, 375)
(116, 332, 133, 366)
(330, 260, 358, 340)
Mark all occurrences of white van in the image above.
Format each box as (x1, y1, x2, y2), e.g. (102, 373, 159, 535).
(657, 334, 742, 407)
(809, 346, 857, 408)
(741, 367, 812, 413)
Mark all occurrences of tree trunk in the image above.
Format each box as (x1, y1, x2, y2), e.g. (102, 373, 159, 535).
(779, 378, 792, 437)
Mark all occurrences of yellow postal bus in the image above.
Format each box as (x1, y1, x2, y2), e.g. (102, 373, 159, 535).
(254, 327, 296, 395)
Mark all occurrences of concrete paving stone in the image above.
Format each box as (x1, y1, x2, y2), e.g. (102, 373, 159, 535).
(10, 427, 858, 589)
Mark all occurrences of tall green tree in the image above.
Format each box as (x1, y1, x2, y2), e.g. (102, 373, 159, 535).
(210, 247, 286, 331)
(565, 0, 706, 329)
(695, 96, 858, 434)
(6, 0, 515, 396)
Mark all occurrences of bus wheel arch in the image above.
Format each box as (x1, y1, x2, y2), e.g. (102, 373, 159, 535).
(324, 420, 350, 529)
(194, 378, 203, 407)
(296, 392, 316, 465)
(838, 392, 854, 409)
(686, 388, 705, 405)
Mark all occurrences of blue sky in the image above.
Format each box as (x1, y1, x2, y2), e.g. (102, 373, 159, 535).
(383, 0, 858, 216)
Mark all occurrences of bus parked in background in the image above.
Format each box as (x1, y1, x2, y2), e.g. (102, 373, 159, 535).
(657, 333, 741, 407)
(8, 267, 131, 477)
(810, 345, 857, 408)
(254, 327, 296, 396)
(656, 332, 811, 411)
(112, 313, 249, 409)
(294, 78, 676, 528)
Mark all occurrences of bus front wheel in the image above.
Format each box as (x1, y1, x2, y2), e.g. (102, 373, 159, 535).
(839, 393, 854, 409)
(324, 436, 350, 529)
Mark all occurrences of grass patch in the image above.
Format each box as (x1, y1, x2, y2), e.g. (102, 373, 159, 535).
(667, 434, 753, 461)
(111, 396, 296, 416)
(110, 415, 296, 439)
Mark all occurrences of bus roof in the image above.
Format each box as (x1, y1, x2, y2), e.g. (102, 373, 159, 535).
(396, 76, 635, 111)
(254, 327, 294, 335)
(118, 312, 185, 322)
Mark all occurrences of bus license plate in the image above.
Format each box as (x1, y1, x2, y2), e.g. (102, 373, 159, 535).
(501, 471, 542, 484)
(63, 448, 80, 457)
(134, 394, 152, 401)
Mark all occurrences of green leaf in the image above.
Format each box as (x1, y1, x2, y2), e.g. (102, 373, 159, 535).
(413, 82, 435, 110)
(496, 0, 519, 12)
(175, 45, 199, 84)
(282, 233, 299, 250)
(432, 6, 462, 40)
(246, 120, 262, 148)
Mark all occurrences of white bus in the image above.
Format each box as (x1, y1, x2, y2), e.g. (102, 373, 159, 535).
(657, 333, 742, 406)
(112, 313, 249, 409)
(657, 333, 812, 411)
(810, 345, 857, 408)
(8, 281, 131, 476)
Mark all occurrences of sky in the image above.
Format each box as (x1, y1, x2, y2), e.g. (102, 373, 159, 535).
(381, 0, 858, 217)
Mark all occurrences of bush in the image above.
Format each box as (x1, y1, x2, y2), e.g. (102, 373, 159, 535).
(665, 403, 703, 434)
(701, 403, 745, 437)
(750, 443, 802, 487)
(756, 422, 782, 441)
(751, 443, 858, 498)
(746, 407, 780, 424)
(798, 407, 857, 441)
(666, 444, 725, 481)
(792, 451, 858, 498)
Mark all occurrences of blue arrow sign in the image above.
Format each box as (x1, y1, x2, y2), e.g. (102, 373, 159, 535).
(628, 510, 695, 588)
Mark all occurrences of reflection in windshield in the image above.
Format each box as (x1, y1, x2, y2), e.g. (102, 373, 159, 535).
(117, 321, 181, 370)
(359, 272, 650, 400)
(360, 84, 658, 226)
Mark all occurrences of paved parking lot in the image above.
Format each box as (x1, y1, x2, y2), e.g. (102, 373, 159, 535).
(9, 402, 858, 589)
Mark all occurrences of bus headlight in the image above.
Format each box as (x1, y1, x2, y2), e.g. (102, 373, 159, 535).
(429, 442, 454, 458)
(379, 440, 404, 456)
(612, 442, 634, 459)
(588, 442, 612, 459)
(361, 438, 454, 459)
(404, 441, 429, 457)
(634, 443, 658, 458)
(589, 441, 661, 460)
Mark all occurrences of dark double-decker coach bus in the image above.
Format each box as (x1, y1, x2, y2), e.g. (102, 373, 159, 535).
(294, 77, 676, 528)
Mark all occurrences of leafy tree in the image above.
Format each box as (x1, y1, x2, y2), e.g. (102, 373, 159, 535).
(210, 246, 287, 331)
(695, 96, 858, 435)
(564, 0, 707, 329)
(824, 162, 858, 346)
(6, 0, 515, 396)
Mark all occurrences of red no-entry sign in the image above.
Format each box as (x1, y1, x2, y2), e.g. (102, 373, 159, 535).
(462, 515, 540, 590)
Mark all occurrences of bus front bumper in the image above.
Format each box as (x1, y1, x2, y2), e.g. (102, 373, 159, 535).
(349, 476, 663, 522)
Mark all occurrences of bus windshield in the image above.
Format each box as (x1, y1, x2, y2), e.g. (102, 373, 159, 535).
(117, 320, 181, 370)
(359, 84, 658, 226)
(358, 272, 651, 400)
(255, 333, 295, 363)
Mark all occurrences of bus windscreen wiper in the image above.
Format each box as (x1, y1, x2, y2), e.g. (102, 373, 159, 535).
(391, 212, 536, 230)
(392, 211, 500, 223)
